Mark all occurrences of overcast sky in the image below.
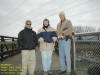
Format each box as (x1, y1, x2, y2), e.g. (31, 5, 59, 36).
(0, 0, 100, 37)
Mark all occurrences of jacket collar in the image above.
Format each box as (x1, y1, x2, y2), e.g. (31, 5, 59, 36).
(43, 25, 50, 29)
(24, 27, 32, 31)
(60, 19, 68, 25)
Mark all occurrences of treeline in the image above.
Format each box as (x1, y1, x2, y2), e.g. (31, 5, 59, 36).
(73, 26, 96, 33)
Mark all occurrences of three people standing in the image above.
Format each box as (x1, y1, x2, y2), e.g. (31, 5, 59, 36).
(18, 12, 73, 75)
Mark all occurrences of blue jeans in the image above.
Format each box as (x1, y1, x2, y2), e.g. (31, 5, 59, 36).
(41, 50, 53, 72)
(58, 39, 71, 72)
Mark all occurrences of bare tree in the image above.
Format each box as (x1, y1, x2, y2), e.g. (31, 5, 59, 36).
(74, 26, 96, 33)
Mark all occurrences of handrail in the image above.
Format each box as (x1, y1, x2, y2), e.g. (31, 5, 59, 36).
(0, 35, 20, 61)
(75, 32, 100, 37)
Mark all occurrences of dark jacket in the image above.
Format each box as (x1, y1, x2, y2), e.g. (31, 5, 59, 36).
(37, 31, 57, 43)
(37, 26, 57, 43)
(17, 27, 38, 50)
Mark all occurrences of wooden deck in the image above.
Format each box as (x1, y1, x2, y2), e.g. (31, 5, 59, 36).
(0, 50, 89, 75)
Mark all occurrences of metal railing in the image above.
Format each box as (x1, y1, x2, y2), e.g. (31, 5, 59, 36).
(74, 32, 100, 74)
(0, 35, 20, 61)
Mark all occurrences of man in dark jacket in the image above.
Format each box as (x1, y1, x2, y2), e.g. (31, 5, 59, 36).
(18, 20, 38, 75)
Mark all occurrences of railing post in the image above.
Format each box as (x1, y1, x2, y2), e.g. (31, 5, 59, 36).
(12, 38, 15, 42)
(71, 32, 76, 75)
(12, 38, 15, 55)
(97, 35, 99, 40)
(73, 37, 76, 71)
(1, 36, 5, 61)
(1, 36, 5, 41)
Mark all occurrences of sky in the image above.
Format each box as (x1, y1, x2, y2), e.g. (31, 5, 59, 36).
(0, 0, 100, 37)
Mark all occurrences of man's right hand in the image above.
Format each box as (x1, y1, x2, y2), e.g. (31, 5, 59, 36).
(58, 36, 62, 40)
(58, 36, 65, 40)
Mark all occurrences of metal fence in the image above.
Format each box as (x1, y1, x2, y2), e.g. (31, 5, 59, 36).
(0, 35, 20, 61)
(74, 32, 100, 75)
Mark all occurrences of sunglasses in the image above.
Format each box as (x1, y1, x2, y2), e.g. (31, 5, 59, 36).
(26, 24, 31, 25)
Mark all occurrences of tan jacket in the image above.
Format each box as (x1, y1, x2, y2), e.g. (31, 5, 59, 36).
(38, 26, 57, 51)
(57, 19, 73, 37)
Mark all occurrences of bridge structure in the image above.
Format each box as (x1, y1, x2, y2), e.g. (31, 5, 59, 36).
(0, 32, 100, 75)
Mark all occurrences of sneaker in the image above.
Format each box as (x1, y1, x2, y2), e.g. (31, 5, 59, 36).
(58, 71, 66, 74)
